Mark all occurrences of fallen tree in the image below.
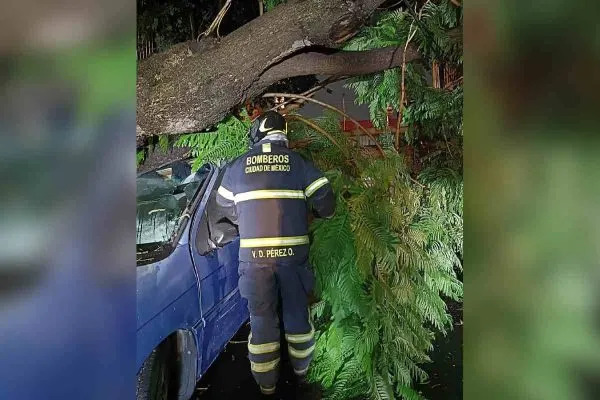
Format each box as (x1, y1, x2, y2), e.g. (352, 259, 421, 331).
(163, 2, 463, 398)
(136, 0, 420, 140)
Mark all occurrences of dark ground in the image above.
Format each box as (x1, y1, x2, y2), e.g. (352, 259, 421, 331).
(193, 301, 462, 400)
(418, 300, 463, 400)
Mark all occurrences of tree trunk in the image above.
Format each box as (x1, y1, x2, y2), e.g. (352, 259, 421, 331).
(136, 0, 419, 139)
(189, 13, 194, 41)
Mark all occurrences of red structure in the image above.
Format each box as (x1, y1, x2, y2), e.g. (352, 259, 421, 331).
(341, 118, 400, 133)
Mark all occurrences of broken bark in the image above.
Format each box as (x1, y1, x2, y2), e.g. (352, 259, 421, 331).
(136, 0, 419, 139)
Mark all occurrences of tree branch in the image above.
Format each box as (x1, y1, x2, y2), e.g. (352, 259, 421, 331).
(396, 19, 418, 149)
(264, 92, 385, 156)
(199, 0, 232, 39)
(286, 114, 346, 153)
(253, 46, 420, 94)
(267, 76, 347, 113)
(396, 0, 428, 149)
(137, 0, 405, 138)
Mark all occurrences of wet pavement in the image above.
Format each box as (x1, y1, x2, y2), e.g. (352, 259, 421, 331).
(418, 300, 463, 400)
(194, 301, 463, 400)
(192, 321, 304, 400)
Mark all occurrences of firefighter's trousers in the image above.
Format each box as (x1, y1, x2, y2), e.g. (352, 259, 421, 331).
(238, 261, 316, 393)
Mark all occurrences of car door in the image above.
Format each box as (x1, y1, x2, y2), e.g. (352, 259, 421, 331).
(136, 162, 213, 372)
(190, 167, 245, 371)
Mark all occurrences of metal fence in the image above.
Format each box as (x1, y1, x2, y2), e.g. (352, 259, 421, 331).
(137, 34, 156, 61)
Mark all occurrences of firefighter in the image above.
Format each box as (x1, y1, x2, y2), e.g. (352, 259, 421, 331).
(216, 111, 335, 395)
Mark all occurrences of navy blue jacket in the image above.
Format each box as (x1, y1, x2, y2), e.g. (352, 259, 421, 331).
(216, 137, 335, 264)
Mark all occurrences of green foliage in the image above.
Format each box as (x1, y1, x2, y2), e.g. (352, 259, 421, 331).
(137, 150, 146, 167)
(287, 115, 463, 400)
(264, 0, 286, 12)
(174, 111, 250, 170)
(402, 75, 462, 141)
(344, 3, 462, 65)
(303, 6, 464, 398)
(411, 1, 463, 64)
(345, 2, 463, 139)
(158, 134, 170, 152)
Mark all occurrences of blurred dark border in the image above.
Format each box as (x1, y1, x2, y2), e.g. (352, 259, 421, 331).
(0, 2, 136, 399)
(464, 1, 600, 399)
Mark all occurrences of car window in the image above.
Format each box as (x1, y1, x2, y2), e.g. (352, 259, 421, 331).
(136, 161, 211, 264)
(195, 168, 239, 255)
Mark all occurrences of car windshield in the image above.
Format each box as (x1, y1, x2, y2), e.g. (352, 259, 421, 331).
(136, 161, 210, 247)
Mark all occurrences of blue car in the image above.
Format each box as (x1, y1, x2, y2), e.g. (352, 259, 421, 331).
(136, 159, 248, 400)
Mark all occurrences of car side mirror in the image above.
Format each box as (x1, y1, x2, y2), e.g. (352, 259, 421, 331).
(210, 220, 239, 248)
